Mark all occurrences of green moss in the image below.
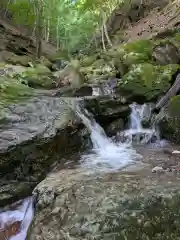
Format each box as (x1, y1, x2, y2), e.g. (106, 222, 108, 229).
(102, 192, 180, 240)
(80, 57, 116, 82)
(123, 40, 153, 59)
(174, 32, 180, 47)
(0, 77, 33, 103)
(21, 64, 56, 89)
(113, 40, 153, 66)
(0, 76, 34, 118)
(164, 95, 180, 142)
(120, 63, 179, 100)
(80, 55, 98, 67)
(6, 55, 32, 67)
(24, 64, 51, 75)
(169, 95, 180, 117)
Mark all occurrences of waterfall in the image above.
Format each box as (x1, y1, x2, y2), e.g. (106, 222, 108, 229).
(75, 104, 142, 172)
(123, 103, 158, 144)
(0, 197, 34, 240)
(75, 102, 159, 172)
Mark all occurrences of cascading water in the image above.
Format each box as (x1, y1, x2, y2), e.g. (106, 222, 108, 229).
(0, 197, 34, 240)
(75, 102, 159, 172)
(75, 104, 141, 172)
(123, 103, 158, 144)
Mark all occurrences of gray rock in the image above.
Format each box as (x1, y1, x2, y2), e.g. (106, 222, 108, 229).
(27, 168, 180, 240)
(51, 59, 69, 71)
(73, 85, 93, 97)
(106, 118, 124, 136)
(153, 42, 180, 65)
(83, 96, 130, 124)
(0, 95, 86, 207)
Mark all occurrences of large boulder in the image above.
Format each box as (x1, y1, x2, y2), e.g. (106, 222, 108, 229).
(0, 63, 57, 90)
(54, 64, 85, 88)
(0, 94, 87, 207)
(21, 64, 57, 89)
(118, 63, 179, 102)
(0, 75, 34, 117)
(153, 42, 180, 65)
(27, 166, 180, 240)
(6, 54, 33, 67)
(51, 58, 69, 71)
(83, 96, 130, 124)
(0, 51, 33, 67)
(105, 118, 124, 136)
(158, 95, 180, 143)
(73, 85, 93, 97)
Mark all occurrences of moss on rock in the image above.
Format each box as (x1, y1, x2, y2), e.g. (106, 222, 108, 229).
(0, 76, 34, 119)
(80, 57, 116, 83)
(174, 32, 180, 48)
(103, 191, 180, 240)
(119, 63, 179, 101)
(79, 40, 154, 83)
(6, 55, 33, 67)
(160, 95, 180, 142)
(110, 39, 153, 67)
(22, 64, 56, 89)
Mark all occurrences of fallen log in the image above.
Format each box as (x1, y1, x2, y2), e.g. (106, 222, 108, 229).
(156, 73, 180, 110)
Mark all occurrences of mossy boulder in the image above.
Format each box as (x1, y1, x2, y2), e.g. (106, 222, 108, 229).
(38, 56, 52, 68)
(22, 64, 56, 89)
(80, 58, 116, 83)
(174, 32, 180, 47)
(55, 64, 85, 88)
(122, 40, 153, 63)
(0, 76, 34, 119)
(84, 96, 130, 124)
(28, 168, 180, 240)
(80, 55, 98, 67)
(109, 39, 153, 68)
(79, 40, 154, 83)
(6, 54, 33, 67)
(118, 63, 179, 101)
(159, 95, 180, 142)
(152, 41, 180, 65)
(0, 77, 33, 104)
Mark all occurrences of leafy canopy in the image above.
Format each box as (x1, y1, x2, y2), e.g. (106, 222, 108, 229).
(2, 0, 123, 52)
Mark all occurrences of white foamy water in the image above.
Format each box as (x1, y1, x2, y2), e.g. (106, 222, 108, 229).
(0, 197, 34, 240)
(75, 102, 159, 172)
(123, 103, 158, 144)
(75, 105, 142, 172)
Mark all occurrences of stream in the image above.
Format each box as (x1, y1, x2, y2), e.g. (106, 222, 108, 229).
(0, 101, 173, 239)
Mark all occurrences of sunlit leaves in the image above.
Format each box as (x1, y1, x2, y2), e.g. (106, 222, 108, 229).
(5, 0, 123, 52)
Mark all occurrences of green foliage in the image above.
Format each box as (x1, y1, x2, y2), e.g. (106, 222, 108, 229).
(8, 0, 36, 26)
(4, 0, 123, 52)
(120, 63, 179, 100)
(0, 77, 33, 106)
(123, 40, 153, 61)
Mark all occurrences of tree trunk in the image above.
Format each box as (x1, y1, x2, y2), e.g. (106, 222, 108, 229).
(35, 0, 43, 59)
(156, 73, 180, 110)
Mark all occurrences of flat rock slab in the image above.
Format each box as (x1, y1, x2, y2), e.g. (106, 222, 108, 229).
(0, 95, 86, 206)
(27, 144, 180, 240)
(0, 95, 73, 150)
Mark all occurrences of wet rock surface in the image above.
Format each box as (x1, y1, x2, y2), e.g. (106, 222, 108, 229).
(84, 96, 130, 124)
(27, 144, 180, 240)
(0, 94, 87, 206)
(158, 94, 180, 143)
(153, 42, 180, 65)
(105, 118, 124, 136)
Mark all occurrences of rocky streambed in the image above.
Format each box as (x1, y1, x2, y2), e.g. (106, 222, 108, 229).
(0, 5, 179, 238)
(27, 144, 180, 240)
(1, 90, 180, 240)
